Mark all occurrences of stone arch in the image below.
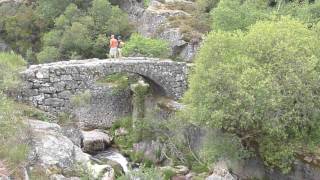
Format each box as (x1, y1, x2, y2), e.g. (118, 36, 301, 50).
(19, 58, 188, 114)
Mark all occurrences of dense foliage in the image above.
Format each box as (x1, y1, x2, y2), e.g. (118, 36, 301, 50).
(183, 17, 320, 172)
(122, 33, 169, 58)
(211, 0, 320, 31)
(0, 0, 132, 63)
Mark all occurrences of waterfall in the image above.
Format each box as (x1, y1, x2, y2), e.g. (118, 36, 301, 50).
(94, 150, 129, 173)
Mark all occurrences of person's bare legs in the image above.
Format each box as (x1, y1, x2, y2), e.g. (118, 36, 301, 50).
(118, 48, 122, 58)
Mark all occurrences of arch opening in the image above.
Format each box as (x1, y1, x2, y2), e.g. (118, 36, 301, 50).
(94, 71, 168, 98)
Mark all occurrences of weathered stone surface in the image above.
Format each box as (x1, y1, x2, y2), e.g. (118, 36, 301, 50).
(206, 161, 236, 180)
(74, 86, 132, 129)
(118, 0, 201, 61)
(133, 140, 165, 164)
(81, 129, 113, 153)
(27, 120, 90, 175)
(26, 120, 114, 178)
(19, 58, 188, 115)
(61, 125, 83, 147)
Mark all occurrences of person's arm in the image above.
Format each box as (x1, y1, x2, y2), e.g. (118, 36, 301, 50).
(109, 39, 112, 48)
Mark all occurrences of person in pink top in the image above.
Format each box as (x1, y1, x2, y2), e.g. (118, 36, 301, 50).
(109, 34, 118, 58)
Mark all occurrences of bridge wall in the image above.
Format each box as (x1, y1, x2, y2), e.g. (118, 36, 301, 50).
(19, 58, 188, 114)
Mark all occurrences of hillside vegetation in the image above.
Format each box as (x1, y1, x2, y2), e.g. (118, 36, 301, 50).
(183, 0, 320, 173)
(3, 0, 320, 178)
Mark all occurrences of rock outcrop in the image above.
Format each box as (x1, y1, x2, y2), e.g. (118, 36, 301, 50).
(206, 161, 236, 180)
(27, 120, 90, 174)
(118, 0, 201, 62)
(81, 129, 113, 153)
(26, 120, 115, 179)
(133, 140, 165, 164)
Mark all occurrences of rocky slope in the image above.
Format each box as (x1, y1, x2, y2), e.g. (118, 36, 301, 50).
(117, 0, 202, 62)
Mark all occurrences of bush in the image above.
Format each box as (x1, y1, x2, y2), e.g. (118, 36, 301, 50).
(196, 0, 220, 13)
(122, 33, 169, 58)
(36, 46, 60, 63)
(210, 0, 320, 32)
(211, 0, 269, 31)
(182, 17, 320, 172)
(0, 52, 26, 91)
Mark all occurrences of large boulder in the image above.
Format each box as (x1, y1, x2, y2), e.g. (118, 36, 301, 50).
(27, 119, 90, 175)
(61, 124, 83, 147)
(26, 120, 114, 179)
(81, 129, 113, 153)
(133, 140, 165, 164)
(206, 161, 236, 180)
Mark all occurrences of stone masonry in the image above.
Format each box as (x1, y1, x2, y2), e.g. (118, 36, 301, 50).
(19, 57, 188, 114)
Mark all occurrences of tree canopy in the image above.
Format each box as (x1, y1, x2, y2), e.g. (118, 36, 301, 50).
(183, 17, 320, 172)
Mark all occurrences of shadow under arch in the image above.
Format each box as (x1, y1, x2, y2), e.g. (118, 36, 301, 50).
(93, 71, 168, 97)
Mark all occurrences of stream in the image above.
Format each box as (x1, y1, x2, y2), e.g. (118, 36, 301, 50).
(93, 149, 130, 174)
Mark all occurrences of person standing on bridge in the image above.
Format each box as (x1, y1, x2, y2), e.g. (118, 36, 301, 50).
(117, 35, 125, 58)
(109, 34, 118, 58)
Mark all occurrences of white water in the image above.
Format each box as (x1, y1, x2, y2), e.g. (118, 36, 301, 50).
(94, 150, 129, 173)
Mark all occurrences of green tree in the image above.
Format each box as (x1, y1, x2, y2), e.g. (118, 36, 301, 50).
(211, 0, 269, 31)
(210, 0, 320, 32)
(0, 5, 41, 61)
(36, 0, 132, 62)
(35, 0, 71, 24)
(92, 34, 109, 58)
(0, 52, 26, 91)
(36, 46, 60, 63)
(183, 17, 320, 172)
(122, 33, 169, 58)
(60, 22, 93, 57)
(42, 30, 63, 47)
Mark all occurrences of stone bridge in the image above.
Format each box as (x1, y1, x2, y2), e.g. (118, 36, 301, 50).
(20, 57, 188, 114)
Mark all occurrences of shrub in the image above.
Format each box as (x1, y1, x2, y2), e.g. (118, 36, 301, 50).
(182, 17, 320, 172)
(122, 33, 169, 58)
(0, 52, 26, 91)
(196, 0, 220, 13)
(210, 0, 320, 32)
(60, 22, 93, 56)
(211, 0, 269, 31)
(36, 46, 60, 63)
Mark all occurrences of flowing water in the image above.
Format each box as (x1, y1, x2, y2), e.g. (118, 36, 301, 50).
(93, 149, 129, 173)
